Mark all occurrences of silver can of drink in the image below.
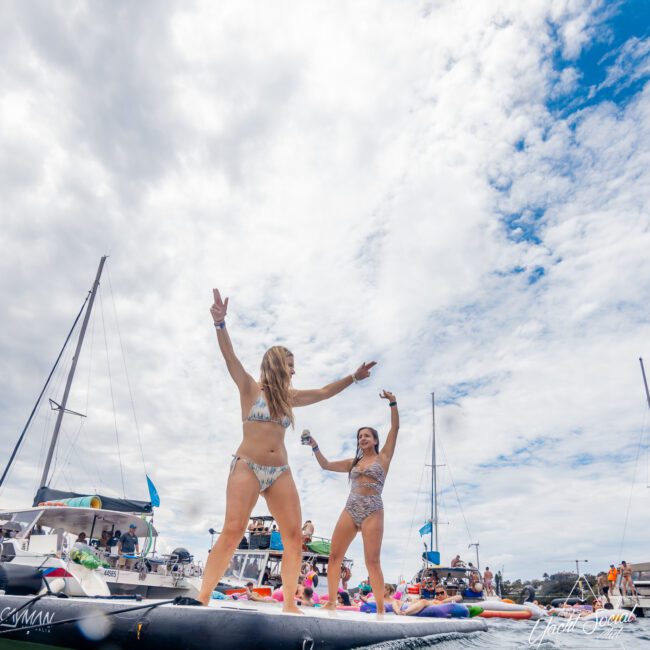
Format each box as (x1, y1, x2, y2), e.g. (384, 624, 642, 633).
(301, 429, 311, 445)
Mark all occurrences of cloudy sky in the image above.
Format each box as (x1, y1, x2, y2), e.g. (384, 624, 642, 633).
(1, 0, 649, 585)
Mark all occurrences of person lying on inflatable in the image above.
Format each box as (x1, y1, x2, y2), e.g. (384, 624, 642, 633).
(395, 586, 462, 616)
(359, 584, 402, 613)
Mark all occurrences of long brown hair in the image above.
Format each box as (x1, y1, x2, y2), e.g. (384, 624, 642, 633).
(260, 346, 294, 427)
(349, 426, 380, 478)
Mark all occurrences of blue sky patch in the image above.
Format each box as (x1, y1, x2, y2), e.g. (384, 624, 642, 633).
(549, 1, 650, 115)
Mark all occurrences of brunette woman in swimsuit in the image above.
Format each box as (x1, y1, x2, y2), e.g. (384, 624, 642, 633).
(309, 390, 399, 614)
(197, 289, 376, 610)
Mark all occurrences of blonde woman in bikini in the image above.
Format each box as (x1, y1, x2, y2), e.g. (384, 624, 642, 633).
(196, 289, 376, 611)
(308, 390, 399, 614)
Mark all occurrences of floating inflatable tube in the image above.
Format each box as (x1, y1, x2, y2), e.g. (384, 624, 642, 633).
(417, 603, 469, 618)
(480, 610, 532, 620)
(581, 609, 637, 623)
(477, 600, 546, 621)
(477, 601, 529, 612)
(0, 594, 487, 649)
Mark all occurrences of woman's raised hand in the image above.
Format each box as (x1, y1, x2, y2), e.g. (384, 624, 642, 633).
(210, 288, 228, 324)
(309, 436, 319, 449)
(353, 361, 377, 381)
(380, 389, 396, 402)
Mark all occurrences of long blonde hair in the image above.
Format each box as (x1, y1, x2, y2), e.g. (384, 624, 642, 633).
(260, 346, 294, 427)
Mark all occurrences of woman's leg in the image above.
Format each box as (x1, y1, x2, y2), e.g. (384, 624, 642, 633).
(264, 470, 303, 614)
(361, 509, 385, 614)
(197, 460, 260, 604)
(323, 510, 358, 610)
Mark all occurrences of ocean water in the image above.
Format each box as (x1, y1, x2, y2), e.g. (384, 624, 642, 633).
(359, 618, 650, 650)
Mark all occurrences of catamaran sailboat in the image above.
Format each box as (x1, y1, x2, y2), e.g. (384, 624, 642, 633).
(0, 257, 203, 599)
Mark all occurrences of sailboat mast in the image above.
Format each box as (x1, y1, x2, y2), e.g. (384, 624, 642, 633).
(431, 392, 438, 553)
(39, 256, 107, 489)
(640, 358, 650, 411)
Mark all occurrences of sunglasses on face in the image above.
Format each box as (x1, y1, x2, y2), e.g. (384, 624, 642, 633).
(435, 591, 445, 595)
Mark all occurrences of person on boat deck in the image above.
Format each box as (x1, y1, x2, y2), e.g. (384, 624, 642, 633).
(75, 532, 87, 544)
(118, 524, 140, 569)
(451, 554, 464, 567)
(596, 572, 611, 603)
(396, 586, 461, 616)
(98, 530, 111, 550)
(620, 561, 637, 597)
(301, 520, 314, 549)
(607, 564, 618, 592)
(310, 390, 400, 615)
(483, 567, 494, 596)
(420, 573, 437, 599)
(196, 288, 376, 611)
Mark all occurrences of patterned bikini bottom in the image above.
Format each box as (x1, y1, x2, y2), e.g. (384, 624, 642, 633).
(344, 493, 384, 529)
(230, 455, 289, 493)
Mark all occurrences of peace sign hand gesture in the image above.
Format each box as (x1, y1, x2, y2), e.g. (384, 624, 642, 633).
(210, 288, 229, 324)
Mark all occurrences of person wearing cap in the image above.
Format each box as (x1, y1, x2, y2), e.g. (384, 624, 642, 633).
(118, 524, 140, 569)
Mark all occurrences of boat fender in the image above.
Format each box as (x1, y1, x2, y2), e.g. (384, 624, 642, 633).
(0, 564, 44, 596)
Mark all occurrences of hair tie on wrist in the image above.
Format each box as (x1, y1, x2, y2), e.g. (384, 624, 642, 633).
(389, 401, 397, 407)
(312, 446, 319, 453)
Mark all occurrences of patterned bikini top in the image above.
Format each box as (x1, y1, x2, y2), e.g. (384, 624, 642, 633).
(246, 392, 291, 429)
(350, 460, 386, 494)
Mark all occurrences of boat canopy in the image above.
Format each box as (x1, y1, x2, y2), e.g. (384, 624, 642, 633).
(0, 507, 156, 538)
(34, 486, 152, 514)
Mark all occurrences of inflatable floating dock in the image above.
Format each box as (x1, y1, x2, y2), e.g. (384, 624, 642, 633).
(0, 594, 487, 649)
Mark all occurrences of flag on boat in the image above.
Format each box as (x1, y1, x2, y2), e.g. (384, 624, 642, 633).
(146, 475, 160, 507)
(419, 521, 432, 536)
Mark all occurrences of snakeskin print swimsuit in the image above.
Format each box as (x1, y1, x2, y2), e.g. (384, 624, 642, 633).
(345, 460, 385, 528)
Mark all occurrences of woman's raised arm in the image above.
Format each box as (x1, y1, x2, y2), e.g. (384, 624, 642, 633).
(210, 288, 256, 394)
(379, 390, 400, 463)
(292, 361, 377, 407)
(309, 436, 355, 473)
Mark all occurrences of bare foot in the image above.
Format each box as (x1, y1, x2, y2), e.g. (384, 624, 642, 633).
(282, 603, 304, 615)
(322, 602, 337, 611)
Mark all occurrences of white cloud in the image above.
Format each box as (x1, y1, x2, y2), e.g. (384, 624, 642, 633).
(1, 0, 648, 588)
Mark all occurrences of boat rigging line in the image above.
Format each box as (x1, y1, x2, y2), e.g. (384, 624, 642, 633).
(0, 293, 90, 494)
(99, 283, 127, 499)
(617, 357, 650, 559)
(107, 267, 149, 479)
